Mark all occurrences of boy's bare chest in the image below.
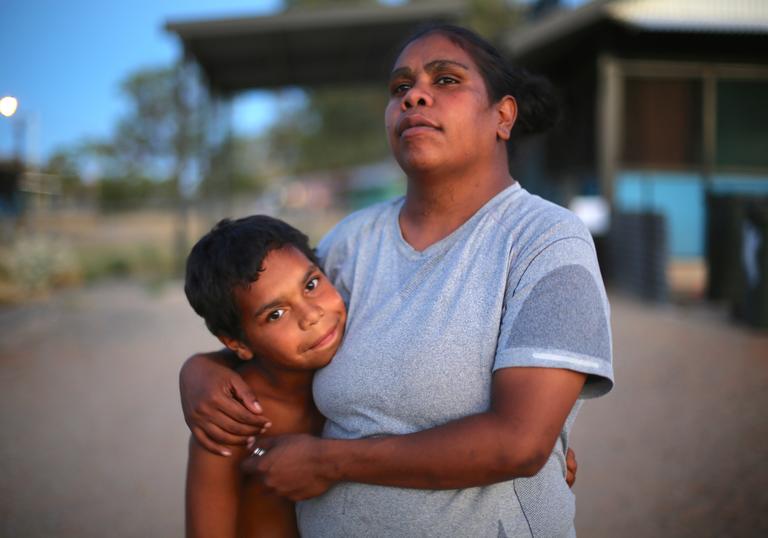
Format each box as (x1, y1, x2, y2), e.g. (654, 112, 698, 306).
(238, 363, 324, 437)
(261, 398, 324, 437)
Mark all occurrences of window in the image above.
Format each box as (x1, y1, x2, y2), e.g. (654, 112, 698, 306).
(716, 80, 768, 169)
(622, 78, 702, 168)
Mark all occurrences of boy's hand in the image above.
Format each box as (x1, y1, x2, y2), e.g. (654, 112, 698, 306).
(566, 447, 577, 488)
(180, 352, 271, 456)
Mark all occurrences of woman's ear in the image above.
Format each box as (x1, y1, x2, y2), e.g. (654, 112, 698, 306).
(496, 95, 517, 141)
(219, 335, 254, 360)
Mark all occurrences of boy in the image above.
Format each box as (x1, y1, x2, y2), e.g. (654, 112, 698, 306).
(183, 215, 347, 537)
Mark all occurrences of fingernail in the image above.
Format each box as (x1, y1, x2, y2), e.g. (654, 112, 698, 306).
(221, 449, 232, 457)
(252, 401, 262, 413)
(246, 437, 256, 448)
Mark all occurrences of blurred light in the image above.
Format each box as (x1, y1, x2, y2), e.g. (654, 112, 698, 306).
(570, 195, 611, 236)
(0, 96, 19, 117)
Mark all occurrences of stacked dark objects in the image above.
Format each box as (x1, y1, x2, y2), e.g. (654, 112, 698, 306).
(707, 194, 768, 329)
(607, 211, 668, 302)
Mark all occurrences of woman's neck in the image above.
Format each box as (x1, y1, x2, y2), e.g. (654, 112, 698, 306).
(400, 164, 514, 251)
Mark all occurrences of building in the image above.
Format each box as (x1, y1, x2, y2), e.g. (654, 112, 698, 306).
(506, 0, 768, 261)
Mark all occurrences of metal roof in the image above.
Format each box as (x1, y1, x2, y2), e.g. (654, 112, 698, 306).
(609, 0, 768, 33)
(165, 2, 465, 94)
(506, 0, 768, 60)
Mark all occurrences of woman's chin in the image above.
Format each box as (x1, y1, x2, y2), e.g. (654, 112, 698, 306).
(396, 152, 445, 176)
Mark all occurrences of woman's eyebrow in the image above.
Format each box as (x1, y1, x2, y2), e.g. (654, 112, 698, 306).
(424, 59, 469, 73)
(389, 66, 414, 81)
(389, 60, 469, 81)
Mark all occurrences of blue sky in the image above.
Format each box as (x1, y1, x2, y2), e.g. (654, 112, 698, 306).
(0, 0, 285, 163)
(0, 0, 582, 164)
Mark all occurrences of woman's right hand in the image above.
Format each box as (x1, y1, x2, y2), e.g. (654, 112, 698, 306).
(179, 351, 271, 456)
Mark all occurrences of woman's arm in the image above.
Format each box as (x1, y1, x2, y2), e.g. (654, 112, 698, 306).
(180, 350, 271, 456)
(248, 367, 585, 500)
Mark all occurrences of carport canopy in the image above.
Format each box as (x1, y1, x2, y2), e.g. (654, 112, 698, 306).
(165, 2, 465, 95)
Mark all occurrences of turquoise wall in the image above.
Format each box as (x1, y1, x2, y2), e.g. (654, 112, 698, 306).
(615, 172, 768, 258)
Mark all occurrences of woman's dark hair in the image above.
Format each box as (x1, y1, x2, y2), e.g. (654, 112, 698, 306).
(396, 24, 560, 140)
(184, 215, 319, 342)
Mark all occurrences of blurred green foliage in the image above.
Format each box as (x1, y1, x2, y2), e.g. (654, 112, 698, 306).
(0, 234, 175, 303)
(268, 87, 390, 175)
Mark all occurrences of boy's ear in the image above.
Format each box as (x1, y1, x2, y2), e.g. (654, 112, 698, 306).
(219, 335, 254, 360)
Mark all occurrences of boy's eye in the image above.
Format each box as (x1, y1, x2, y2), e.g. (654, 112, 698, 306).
(306, 276, 320, 292)
(267, 309, 285, 322)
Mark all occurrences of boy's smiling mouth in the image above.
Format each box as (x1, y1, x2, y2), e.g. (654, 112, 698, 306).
(306, 319, 342, 352)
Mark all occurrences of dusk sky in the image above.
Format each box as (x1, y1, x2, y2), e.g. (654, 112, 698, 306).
(0, 0, 581, 165)
(0, 0, 286, 164)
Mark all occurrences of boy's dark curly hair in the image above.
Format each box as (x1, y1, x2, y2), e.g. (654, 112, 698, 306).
(184, 215, 319, 342)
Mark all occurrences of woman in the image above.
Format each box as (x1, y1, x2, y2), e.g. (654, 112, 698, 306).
(180, 24, 613, 536)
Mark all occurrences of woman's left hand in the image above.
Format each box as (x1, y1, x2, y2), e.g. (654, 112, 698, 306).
(242, 434, 334, 501)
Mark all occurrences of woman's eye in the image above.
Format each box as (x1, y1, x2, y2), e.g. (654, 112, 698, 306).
(267, 309, 285, 322)
(306, 276, 320, 292)
(436, 76, 458, 86)
(391, 82, 411, 95)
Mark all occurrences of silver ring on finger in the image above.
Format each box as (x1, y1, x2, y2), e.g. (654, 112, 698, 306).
(252, 447, 266, 457)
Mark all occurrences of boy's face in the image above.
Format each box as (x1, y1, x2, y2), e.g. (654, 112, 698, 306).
(226, 245, 347, 371)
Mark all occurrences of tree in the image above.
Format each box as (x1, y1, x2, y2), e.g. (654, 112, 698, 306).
(112, 66, 205, 185)
(267, 87, 390, 175)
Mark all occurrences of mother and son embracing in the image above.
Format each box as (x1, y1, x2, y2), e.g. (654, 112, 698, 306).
(178, 23, 613, 538)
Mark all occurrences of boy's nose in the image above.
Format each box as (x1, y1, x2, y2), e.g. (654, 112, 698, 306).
(299, 303, 323, 330)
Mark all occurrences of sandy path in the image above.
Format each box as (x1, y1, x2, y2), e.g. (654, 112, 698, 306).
(1, 283, 766, 537)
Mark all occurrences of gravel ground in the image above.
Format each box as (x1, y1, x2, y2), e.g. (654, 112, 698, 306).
(0, 282, 766, 537)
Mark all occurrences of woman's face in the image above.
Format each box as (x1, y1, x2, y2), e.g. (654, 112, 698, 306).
(385, 33, 503, 176)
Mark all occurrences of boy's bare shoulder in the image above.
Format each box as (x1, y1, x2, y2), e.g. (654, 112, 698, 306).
(235, 361, 272, 394)
(235, 361, 323, 437)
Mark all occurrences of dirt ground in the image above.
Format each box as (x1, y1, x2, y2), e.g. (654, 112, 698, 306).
(0, 282, 766, 537)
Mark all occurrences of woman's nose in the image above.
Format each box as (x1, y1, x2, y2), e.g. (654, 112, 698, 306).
(402, 83, 433, 110)
(299, 302, 324, 330)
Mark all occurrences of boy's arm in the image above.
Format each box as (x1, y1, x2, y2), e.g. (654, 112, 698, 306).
(180, 350, 271, 456)
(186, 436, 250, 538)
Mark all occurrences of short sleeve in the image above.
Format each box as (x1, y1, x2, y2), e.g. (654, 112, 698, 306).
(494, 236, 614, 398)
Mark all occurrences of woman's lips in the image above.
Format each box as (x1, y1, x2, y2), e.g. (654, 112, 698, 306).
(396, 114, 441, 137)
(401, 125, 439, 138)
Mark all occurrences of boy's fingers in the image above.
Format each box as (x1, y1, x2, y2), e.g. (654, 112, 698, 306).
(192, 426, 234, 457)
(566, 448, 578, 472)
(565, 447, 577, 488)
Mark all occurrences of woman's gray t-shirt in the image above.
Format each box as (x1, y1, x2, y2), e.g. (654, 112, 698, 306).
(297, 183, 614, 537)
